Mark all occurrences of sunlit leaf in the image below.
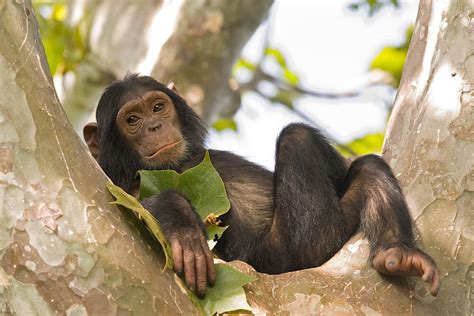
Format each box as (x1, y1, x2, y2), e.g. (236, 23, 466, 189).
(234, 58, 256, 72)
(370, 47, 406, 86)
(265, 47, 287, 67)
(213, 118, 238, 132)
(33, 1, 88, 75)
(283, 68, 299, 86)
(138, 151, 231, 220)
(106, 183, 173, 270)
(269, 90, 295, 109)
(52, 4, 67, 21)
(199, 264, 255, 315)
(340, 133, 385, 155)
(348, 0, 400, 16)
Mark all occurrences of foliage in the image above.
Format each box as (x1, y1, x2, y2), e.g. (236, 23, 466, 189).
(264, 48, 300, 87)
(138, 151, 230, 223)
(348, 0, 400, 16)
(107, 183, 174, 269)
(337, 132, 385, 156)
(370, 25, 413, 87)
(199, 264, 255, 315)
(107, 151, 255, 315)
(33, 0, 88, 75)
(213, 118, 238, 132)
(232, 47, 301, 112)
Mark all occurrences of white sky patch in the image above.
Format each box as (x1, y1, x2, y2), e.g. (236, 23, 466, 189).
(136, 0, 184, 74)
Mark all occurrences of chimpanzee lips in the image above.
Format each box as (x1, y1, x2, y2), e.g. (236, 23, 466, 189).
(146, 140, 183, 159)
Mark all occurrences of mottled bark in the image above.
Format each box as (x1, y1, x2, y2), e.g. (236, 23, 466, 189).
(383, 0, 473, 313)
(0, 1, 197, 314)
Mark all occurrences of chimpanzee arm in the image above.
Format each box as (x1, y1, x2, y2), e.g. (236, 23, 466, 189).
(141, 190, 215, 298)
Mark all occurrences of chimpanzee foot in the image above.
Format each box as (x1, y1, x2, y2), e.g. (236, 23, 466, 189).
(373, 244, 440, 296)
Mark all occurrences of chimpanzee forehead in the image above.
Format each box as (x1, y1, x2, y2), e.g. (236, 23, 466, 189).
(119, 90, 171, 112)
(119, 85, 161, 106)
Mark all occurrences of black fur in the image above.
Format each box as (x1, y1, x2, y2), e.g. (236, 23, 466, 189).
(95, 74, 419, 274)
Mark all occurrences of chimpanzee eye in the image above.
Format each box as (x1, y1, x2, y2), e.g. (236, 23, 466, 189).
(126, 115, 139, 125)
(153, 103, 164, 113)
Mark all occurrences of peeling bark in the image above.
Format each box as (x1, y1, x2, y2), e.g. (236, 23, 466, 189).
(0, 1, 197, 314)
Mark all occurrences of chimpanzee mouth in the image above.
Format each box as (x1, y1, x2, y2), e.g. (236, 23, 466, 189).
(146, 140, 183, 159)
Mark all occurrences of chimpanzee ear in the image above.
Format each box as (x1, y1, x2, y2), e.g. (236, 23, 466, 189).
(167, 81, 181, 95)
(83, 122, 100, 159)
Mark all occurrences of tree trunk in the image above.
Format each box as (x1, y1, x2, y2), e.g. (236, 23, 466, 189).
(383, 0, 473, 313)
(0, 2, 197, 314)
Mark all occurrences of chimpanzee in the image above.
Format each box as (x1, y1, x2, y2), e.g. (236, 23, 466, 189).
(83, 74, 439, 298)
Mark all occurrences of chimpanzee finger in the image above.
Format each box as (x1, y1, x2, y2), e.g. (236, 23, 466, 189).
(419, 257, 440, 296)
(170, 237, 183, 275)
(181, 239, 196, 293)
(191, 238, 207, 298)
(430, 268, 440, 297)
(200, 234, 215, 286)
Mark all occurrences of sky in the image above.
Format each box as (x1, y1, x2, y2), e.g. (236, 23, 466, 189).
(208, 1, 419, 170)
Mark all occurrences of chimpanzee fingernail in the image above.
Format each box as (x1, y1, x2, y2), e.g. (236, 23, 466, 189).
(387, 261, 395, 267)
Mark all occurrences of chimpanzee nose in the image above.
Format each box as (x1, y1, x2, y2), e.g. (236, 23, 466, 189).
(148, 122, 162, 132)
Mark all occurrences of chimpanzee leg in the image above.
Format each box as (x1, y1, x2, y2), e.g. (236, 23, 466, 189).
(252, 123, 353, 273)
(340, 155, 440, 296)
(339, 155, 415, 258)
(250, 123, 439, 293)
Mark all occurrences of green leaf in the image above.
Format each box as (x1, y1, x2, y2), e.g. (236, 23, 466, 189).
(283, 68, 300, 86)
(207, 225, 229, 250)
(138, 151, 231, 220)
(265, 47, 287, 67)
(339, 133, 385, 156)
(106, 183, 173, 270)
(370, 46, 407, 86)
(233, 58, 256, 72)
(213, 118, 238, 132)
(199, 264, 256, 315)
(269, 90, 295, 109)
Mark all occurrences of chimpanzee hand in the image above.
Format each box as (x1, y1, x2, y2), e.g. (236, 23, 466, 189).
(168, 227, 215, 297)
(141, 190, 215, 298)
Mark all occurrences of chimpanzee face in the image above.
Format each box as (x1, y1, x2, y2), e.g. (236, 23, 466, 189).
(115, 89, 187, 167)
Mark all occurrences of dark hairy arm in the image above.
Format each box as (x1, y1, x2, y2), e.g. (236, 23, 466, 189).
(141, 190, 215, 298)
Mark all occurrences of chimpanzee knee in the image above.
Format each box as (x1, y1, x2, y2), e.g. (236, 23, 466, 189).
(347, 154, 396, 183)
(276, 123, 347, 188)
(277, 123, 327, 157)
